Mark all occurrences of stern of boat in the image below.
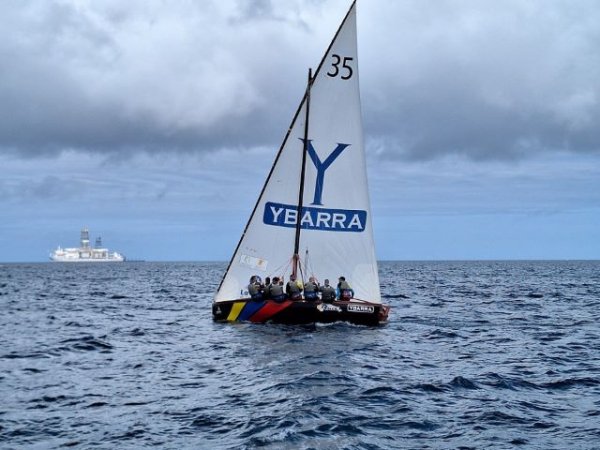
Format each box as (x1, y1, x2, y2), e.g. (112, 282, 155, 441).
(378, 303, 391, 323)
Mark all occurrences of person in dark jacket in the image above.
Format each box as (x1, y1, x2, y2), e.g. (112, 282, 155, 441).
(262, 276, 271, 300)
(248, 275, 263, 301)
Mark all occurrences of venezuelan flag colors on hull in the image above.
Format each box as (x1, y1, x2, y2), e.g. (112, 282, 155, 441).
(213, 299, 389, 327)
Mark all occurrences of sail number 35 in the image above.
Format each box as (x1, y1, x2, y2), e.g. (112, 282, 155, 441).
(327, 54, 353, 80)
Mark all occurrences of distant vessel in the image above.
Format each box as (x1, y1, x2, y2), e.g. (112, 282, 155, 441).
(50, 228, 125, 262)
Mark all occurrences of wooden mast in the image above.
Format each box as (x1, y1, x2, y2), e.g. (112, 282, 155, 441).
(293, 68, 312, 277)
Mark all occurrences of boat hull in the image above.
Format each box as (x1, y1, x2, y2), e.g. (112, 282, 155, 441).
(212, 299, 390, 326)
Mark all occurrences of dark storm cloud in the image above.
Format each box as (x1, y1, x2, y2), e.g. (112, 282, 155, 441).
(0, 0, 314, 156)
(1, 0, 599, 160)
(365, 81, 600, 161)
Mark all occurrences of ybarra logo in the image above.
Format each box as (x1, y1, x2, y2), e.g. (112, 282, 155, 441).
(347, 305, 375, 313)
(264, 202, 366, 232)
(263, 140, 368, 233)
(304, 139, 349, 206)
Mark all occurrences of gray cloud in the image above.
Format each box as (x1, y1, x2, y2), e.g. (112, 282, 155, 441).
(0, 1, 314, 155)
(1, 0, 599, 161)
(361, 0, 600, 160)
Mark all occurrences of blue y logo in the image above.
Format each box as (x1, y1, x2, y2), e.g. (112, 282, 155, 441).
(300, 139, 350, 205)
(263, 139, 365, 232)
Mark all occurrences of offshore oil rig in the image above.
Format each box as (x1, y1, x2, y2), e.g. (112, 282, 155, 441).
(50, 228, 125, 262)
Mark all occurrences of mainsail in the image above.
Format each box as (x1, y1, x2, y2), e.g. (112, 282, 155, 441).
(215, 1, 380, 304)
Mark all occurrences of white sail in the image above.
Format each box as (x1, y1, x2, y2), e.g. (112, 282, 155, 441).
(215, 2, 381, 303)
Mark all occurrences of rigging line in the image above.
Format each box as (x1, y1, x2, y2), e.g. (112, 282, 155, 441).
(298, 258, 306, 286)
(304, 248, 315, 280)
(271, 258, 292, 279)
(302, 250, 310, 284)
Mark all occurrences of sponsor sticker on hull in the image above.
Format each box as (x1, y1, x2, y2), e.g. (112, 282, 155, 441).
(347, 304, 375, 313)
(317, 303, 343, 313)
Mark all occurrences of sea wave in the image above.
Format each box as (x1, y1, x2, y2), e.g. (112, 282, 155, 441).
(0, 261, 599, 449)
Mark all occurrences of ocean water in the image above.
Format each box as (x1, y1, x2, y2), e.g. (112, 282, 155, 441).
(1, 261, 599, 449)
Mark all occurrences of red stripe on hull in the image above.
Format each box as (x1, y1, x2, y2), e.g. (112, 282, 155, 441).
(250, 300, 294, 323)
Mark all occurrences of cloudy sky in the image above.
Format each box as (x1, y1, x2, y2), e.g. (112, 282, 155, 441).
(1, 0, 599, 262)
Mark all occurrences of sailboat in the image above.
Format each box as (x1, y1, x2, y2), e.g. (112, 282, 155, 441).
(212, 1, 390, 326)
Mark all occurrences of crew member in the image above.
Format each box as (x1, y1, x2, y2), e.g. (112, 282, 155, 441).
(337, 276, 354, 300)
(304, 276, 319, 301)
(320, 279, 336, 303)
(248, 275, 263, 301)
(286, 274, 302, 300)
(269, 276, 285, 302)
(262, 276, 271, 300)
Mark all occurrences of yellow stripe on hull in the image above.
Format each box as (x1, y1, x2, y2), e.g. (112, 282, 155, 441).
(226, 302, 246, 322)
